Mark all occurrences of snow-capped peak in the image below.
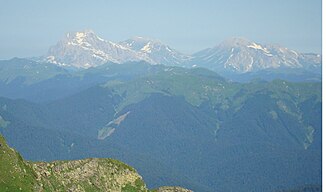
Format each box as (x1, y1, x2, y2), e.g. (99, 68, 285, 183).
(74, 32, 87, 44)
(218, 37, 251, 48)
(191, 37, 319, 73)
(43, 30, 189, 68)
(247, 42, 263, 50)
(45, 30, 155, 68)
(119, 37, 191, 65)
(120, 36, 160, 50)
(64, 30, 106, 46)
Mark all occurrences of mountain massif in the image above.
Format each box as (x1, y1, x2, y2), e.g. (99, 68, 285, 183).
(0, 60, 321, 191)
(44, 30, 188, 68)
(38, 30, 321, 82)
(189, 37, 321, 73)
(0, 30, 322, 192)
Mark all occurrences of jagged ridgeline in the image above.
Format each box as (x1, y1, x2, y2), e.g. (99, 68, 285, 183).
(0, 134, 191, 192)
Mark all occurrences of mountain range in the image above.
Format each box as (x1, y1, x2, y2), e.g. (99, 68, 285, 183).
(44, 30, 189, 68)
(39, 30, 321, 81)
(0, 61, 321, 191)
(0, 30, 322, 192)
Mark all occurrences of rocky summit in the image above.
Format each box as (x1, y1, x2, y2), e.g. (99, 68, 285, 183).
(190, 37, 321, 73)
(45, 30, 152, 68)
(44, 30, 189, 68)
(42, 30, 321, 75)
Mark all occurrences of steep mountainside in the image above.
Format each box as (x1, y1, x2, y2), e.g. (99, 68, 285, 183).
(0, 134, 36, 191)
(190, 37, 321, 73)
(0, 66, 321, 192)
(43, 30, 190, 68)
(42, 31, 321, 78)
(40, 30, 321, 74)
(45, 30, 153, 68)
(120, 37, 190, 65)
(0, 134, 191, 192)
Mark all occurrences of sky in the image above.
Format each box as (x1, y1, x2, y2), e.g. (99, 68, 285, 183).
(0, 0, 322, 59)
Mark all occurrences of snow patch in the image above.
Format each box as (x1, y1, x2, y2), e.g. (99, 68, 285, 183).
(264, 53, 273, 57)
(141, 42, 152, 53)
(290, 50, 298, 56)
(225, 54, 234, 64)
(247, 43, 271, 55)
(75, 32, 87, 44)
(46, 56, 56, 63)
(166, 46, 173, 52)
(249, 57, 253, 66)
(97, 36, 105, 42)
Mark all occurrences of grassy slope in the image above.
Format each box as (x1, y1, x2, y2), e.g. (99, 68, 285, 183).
(1, 134, 191, 192)
(0, 135, 37, 191)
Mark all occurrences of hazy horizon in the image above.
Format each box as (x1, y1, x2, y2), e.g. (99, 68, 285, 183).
(0, 1, 322, 191)
(0, 0, 322, 59)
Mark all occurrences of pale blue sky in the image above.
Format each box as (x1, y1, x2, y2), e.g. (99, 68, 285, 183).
(0, 0, 322, 59)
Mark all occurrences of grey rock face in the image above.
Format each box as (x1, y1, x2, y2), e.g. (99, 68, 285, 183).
(190, 37, 321, 73)
(120, 36, 191, 65)
(45, 30, 189, 68)
(45, 30, 153, 68)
